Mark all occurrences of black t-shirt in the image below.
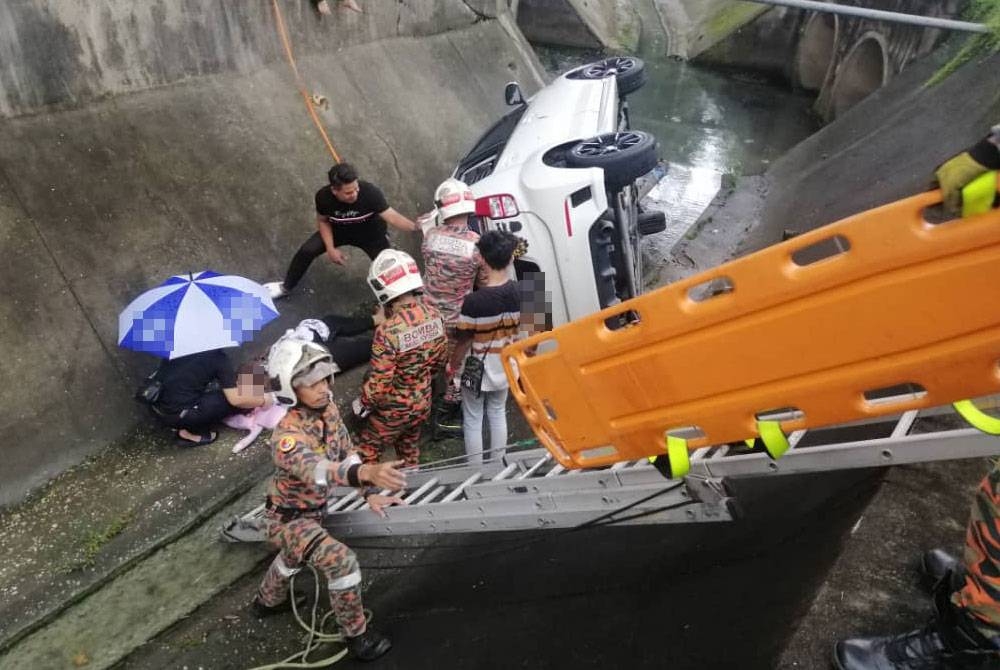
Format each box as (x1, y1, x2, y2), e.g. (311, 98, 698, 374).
(314, 180, 389, 243)
(156, 350, 237, 414)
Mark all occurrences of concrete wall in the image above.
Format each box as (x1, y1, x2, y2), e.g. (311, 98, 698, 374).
(697, 0, 964, 120)
(741, 49, 1000, 251)
(0, 0, 545, 506)
(515, 0, 640, 51)
(650, 0, 768, 59)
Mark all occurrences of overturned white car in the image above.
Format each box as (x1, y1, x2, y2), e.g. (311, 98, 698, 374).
(455, 57, 665, 327)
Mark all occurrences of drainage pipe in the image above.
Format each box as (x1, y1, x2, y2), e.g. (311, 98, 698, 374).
(746, 0, 989, 34)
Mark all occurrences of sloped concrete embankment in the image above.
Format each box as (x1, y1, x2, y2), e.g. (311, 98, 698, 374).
(0, 0, 545, 508)
(667, 45, 1000, 668)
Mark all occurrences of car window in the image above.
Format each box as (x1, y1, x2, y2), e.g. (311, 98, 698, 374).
(454, 105, 528, 185)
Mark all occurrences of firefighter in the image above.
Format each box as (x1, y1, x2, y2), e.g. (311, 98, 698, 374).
(834, 126, 1000, 669)
(935, 124, 1000, 217)
(253, 339, 404, 662)
(420, 178, 489, 435)
(353, 249, 448, 466)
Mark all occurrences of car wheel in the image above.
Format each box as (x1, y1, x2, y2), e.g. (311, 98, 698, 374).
(567, 57, 647, 96)
(566, 131, 658, 190)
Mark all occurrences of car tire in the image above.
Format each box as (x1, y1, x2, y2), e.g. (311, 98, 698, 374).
(567, 57, 647, 96)
(566, 131, 658, 190)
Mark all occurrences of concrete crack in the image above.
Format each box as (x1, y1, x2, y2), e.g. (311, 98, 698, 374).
(371, 127, 403, 188)
(459, 0, 490, 22)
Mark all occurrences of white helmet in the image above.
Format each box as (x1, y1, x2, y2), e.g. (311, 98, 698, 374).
(266, 339, 336, 405)
(434, 178, 476, 221)
(367, 249, 423, 305)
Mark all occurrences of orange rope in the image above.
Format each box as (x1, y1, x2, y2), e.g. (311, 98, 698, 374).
(271, 0, 342, 163)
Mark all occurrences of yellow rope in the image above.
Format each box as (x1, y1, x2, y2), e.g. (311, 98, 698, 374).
(271, 0, 342, 164)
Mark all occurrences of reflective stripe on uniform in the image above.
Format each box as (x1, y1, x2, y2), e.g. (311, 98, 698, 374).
(275, 554, 302, 578)
(328, 570, 362, 591)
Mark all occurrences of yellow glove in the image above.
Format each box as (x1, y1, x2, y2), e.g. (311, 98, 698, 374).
(935, 152, 990, 217)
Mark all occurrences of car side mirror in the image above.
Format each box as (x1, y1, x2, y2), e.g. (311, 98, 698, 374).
(504, 82, 525, 107)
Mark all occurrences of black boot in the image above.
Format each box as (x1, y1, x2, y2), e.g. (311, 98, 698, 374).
(432, 401, 462, 440)
(251, 591, 308, 619)
(347, 627, 392, 662)
(833, 580, 999, 669)
(920, 548, 961, 592)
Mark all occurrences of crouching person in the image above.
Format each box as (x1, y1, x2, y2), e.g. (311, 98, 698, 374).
(254, 339, 405, 662)
(353, 249, 448, 466)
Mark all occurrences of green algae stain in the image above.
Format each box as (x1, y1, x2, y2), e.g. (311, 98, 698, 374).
(927, 0, 1000, 86)
(702, 2, 768, 47)
(77, 511, 134, 569)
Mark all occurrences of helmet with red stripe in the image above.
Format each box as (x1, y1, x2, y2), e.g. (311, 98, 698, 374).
(433, 178, 476, 221)
(367, 249, 423, 305)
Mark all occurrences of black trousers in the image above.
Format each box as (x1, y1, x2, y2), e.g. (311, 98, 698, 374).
(321, 314, 375, 373)
(284, 231, 390, 289)
(153, 390, 236, 432)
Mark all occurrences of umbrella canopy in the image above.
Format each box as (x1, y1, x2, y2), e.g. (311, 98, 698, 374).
(118, 271, 279, 359)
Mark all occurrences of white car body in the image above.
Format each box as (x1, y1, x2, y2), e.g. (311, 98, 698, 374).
(453, 62, 654, 327)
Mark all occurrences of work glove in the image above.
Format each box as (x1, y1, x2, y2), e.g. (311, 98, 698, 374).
(351, 397, 371, 419)
(936, 152, 990, 217)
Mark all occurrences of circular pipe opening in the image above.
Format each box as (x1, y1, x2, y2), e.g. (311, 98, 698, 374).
(795, 12, 837, 92)
(829, 33, 889, 118)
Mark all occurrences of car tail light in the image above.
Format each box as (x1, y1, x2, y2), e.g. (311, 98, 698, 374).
(475, 194, 519, 219)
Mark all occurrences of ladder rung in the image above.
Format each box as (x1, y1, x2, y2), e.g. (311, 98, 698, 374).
(417, 485, 448, 505)
(891, 410, 919, 438)
(788, 430, 807, 449)
(491, 464, 519, 481)
(517, 454, 551, 479)
(545, 464, 566, 477)
(442, 473, 483, 502)
(403, 479, 439, 504)
(328, 491, 359, 512)
(346, 489, 392, 512)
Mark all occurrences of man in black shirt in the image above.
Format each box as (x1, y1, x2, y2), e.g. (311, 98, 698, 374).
(152, 349, 274, 446)
(265, 163, 419, 299)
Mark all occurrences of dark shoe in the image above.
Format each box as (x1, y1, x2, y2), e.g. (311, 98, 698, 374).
(432, 403, 462, 439)
(834, 625, 946, 669)
(833, 585, 999, 670)
(921, 548, 961, 590)
(347, 627, 391, 662)
(251, 591, 307, 619)
(833, 625, 998, 669)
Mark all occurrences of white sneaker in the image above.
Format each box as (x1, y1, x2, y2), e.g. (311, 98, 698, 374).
(264, 281, 290, 300)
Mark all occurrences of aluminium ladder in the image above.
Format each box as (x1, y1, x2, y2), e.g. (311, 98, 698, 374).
(221, 404, 1000, 542)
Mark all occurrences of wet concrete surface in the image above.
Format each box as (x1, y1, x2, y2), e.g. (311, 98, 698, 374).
(116, 469, 882, 670)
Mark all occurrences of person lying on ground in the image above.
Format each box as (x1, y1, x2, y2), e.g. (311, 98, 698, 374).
(272, 310, 385, 375)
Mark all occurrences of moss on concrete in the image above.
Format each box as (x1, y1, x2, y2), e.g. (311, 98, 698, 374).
(928, 0, 1000, 86)
(701, 1, 768, 48)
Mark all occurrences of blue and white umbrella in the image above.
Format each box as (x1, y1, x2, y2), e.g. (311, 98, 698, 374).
(118, 271, 279, 359)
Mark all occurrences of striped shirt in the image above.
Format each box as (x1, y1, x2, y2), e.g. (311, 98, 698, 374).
(455, 280, 521, 391)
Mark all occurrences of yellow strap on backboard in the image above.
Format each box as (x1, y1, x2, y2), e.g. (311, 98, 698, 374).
(954, 399, 1000, 436)
(757, 420, 791, 459)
